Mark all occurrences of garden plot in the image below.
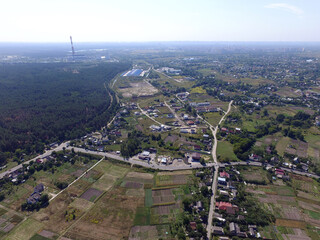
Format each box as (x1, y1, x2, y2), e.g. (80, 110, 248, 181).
(5, 218, 44, 240)
(155, 171, 191, 187)
(37, 230, 58, 239)
(258, 195, 296, 204)
(152, 189, 175, 205)
(285, 139, 308, 158)
(80, 188, 103, 202)
(152, 203, 180, 215)
(64, 187, 144, 240)
(129, 225, 171, 240)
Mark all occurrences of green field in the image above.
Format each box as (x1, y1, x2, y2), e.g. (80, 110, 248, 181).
(5, 218, 43, 240)
(217, 141, 239, 162)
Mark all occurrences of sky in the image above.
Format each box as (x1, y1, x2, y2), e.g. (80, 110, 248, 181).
(0, 0, 319, 42)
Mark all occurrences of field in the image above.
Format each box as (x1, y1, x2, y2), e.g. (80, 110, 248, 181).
(241, 166, 270, 183)
(118, 81, 158, 98)
(242, 167, 320, 240)
(1, 160, 192, 240)
(5, 218, 43, 240)
(217, 141, 239, 162)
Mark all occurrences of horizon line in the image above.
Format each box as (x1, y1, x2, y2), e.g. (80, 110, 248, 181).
(0, 40, 320, 44)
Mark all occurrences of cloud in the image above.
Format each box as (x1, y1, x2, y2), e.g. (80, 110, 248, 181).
(264, 3, 303, 16)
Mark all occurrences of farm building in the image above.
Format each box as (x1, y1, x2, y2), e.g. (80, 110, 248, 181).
(192, 153, 201, 161)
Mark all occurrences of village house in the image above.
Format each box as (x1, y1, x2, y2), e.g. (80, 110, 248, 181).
(219, 171, 230, 178)
(191, 152, 201, 161)
(218, 177, 227, 185)
(212, 226, 224, 235)
(27, 183, 44, 204)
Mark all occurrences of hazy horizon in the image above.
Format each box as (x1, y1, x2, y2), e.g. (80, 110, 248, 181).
(1, 0, 319, 43)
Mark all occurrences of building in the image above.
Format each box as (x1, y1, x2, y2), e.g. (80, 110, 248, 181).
(192, 153, 201, 161)
(27, 183, 44, 204)
(219, 171, 230, 178)
(229, 222, 240, 235)
(216, 202, 239, 212)
(190, 222, 197, 231)
(218, 177, 227, 185)
(212, 226, 224, 235)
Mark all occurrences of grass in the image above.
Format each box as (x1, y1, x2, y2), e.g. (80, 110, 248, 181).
(0, 208, 7, 216)
(217, 141, 239, 162)
(5, 218, 43, 240)
(306, 210, 320, 220)
(276, 137, 291, 156)
(145, 189, 153, 207)
(275, 219, 306, 229)
(133, 207, 151, 225)
(29, 234, 51, 240)
(190, 87, 206, 94)
(203, 112, 223, 126)
(277, 226, 294, 235)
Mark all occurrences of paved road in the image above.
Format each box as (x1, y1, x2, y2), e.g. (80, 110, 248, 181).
(69, 147, 206, 171)
(0, 142, 69, 179)
(206, 100, 233, 239)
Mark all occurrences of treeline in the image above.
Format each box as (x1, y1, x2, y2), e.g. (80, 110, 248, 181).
(0, 62, 130, 159)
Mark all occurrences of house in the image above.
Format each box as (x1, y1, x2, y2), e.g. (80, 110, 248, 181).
(219, 190, 229, 196)
(196, 201, 203, 210)
(218, 177, 227, 185)
(142, 151, 150, 157)
(187, 120, 195, 125)
(237, 232, 248, 238)
(212, 226, 224, 235)
(270, 156, 279, 163)
(180, 129, 189, 134)
(27, 192, 41, 204)
(149, 148, 157, 153)
(229, 222, 240, 235)
(34, 183, 44, 193)
(192, 153, 201, 161)
(190, 222, 197, 231)
(221, 127, 228, 133)
(216, 202, 232, 211)
(161, 157, 167, 164)
(226, 207, 236, 215)
(216, 202, 239, 212)
(27, 183, 44, 204)
(248, 153, 261, 161)
(194, 145, 201, 151)
(219, 171, 230, 178)
(275, 168, 285, 175)
(235, 128, 241, 133)
(115, 131, 122, 136)
(248, 228, 256, 237)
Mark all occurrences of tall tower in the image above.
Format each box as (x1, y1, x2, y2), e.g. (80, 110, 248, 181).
(70, 36, 75, 59)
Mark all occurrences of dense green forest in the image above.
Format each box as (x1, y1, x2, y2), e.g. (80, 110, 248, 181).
(0, 62, 129, 161)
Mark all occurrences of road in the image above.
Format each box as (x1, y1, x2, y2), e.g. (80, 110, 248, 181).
(69, 147, 206, 171)
(164, 101, 186, 127)
(206, 100, 233, 239)
(0, 142, 69, 179)
(137, 103, 168, 127)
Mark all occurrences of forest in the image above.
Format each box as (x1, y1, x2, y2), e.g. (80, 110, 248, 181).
(0, 62, 130, 163)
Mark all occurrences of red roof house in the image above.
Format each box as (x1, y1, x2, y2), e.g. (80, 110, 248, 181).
(220, 171, 230, 178)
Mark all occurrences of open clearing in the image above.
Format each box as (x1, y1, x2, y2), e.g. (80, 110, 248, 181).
(119, 81, 158, 98)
